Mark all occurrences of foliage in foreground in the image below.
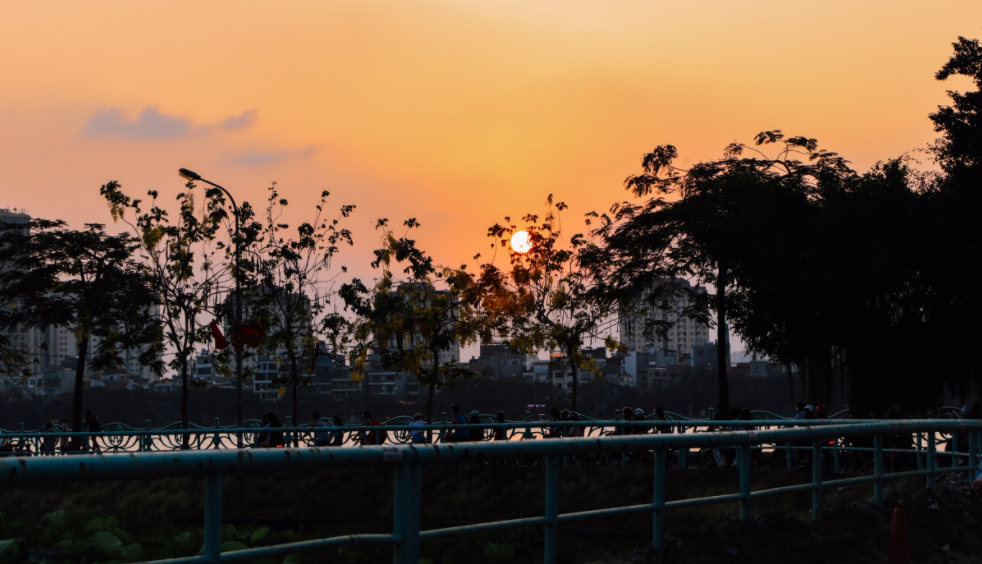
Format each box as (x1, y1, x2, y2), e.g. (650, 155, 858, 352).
(0, 510, 302, 564)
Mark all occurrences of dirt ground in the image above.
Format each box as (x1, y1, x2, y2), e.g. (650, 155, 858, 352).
(593, 473, 982, 564)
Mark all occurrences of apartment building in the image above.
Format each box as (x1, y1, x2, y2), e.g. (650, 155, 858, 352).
(618, 279, 711, 356)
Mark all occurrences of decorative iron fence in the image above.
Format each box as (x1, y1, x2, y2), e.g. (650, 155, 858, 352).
(1, 420, 979, 563)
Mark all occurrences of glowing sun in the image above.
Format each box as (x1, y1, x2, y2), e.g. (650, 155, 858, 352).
(511, 230, 532, 253)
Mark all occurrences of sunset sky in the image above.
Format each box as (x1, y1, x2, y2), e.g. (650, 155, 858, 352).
(2, 1, 980, 296)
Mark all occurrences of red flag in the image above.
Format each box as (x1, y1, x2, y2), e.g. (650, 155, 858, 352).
(210, 321, 229, 350)
(231, 322, 267, 352)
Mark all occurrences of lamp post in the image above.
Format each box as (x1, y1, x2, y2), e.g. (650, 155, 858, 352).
(179, 168, 245, 447)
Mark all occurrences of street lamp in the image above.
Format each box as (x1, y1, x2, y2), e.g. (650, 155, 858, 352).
(178, 168, 245, 447)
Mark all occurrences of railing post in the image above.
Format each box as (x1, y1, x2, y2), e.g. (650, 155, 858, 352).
(439, 412, 448, 443)
(952, 431, 960, 467)
(916, 431, 924, 470)
(927, 430, 936, 488)
(544, 456, 559, 564)
(393, 463, 420, 564)
(203, 472, 223, 564)
(615, 409, 627, 464)
(785, 441, 792, 472)
(739, 444, 751, 520)
(873, 434, 884, 507)
(832, 437, 840, 474)
(17, 423, 26, 454)
(653, 448, 667, 559)
(144, 420, 153, 452)
(81, 421, 89, 453)
(811, 440, 822, 520)
(969, 430, 978, 479)
(285, 416, 293, 446)
(213, 418, 221, 450)
(522, 411, 533, 440)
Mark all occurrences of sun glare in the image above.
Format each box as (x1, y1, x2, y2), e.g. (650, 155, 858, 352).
(511, 230, 532, 253)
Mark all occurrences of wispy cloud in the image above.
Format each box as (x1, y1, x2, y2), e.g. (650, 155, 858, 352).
(82, 106, 258, 138)
(218, 109, 257, 131)
(83, 107, 192, 138)
(225, 145, 321, 167)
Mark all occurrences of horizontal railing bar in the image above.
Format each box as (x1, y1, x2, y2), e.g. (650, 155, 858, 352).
(136, 534, 399, 564)
(665, 492, 744, 509)
(4, 421, 982, 485)
(213, 534, 399, 562)
(419, 517, 550, 540)
(748, 483, 816, 498)
(557, 503, 655, 522)
(821, 475, 879, 488)
(2, 418, 963, 437)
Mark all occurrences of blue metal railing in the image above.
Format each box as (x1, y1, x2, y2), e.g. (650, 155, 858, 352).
(2, 419, 980, 563)
(0, 409, 970, 463)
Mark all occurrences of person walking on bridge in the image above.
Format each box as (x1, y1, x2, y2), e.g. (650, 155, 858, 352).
(446, 405, 469, 443)
(309, 411, 330, 447)
(410, 413, 429, 444)
(361, 410, 386, 445)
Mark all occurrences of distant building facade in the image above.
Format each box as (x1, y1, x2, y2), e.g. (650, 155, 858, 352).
(467, 343, 527, 379)
(618, 279, 711, 358)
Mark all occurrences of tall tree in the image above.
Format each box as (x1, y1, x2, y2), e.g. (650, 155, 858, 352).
(921, 35, 982, 399)
(600, 134, 853, 412)
(341, 219, 483, 425)
(253, 183, 354, 430)
(0, 219, 159, 448)
(102, 180, 227, 446)
(479, 196, 616, 411)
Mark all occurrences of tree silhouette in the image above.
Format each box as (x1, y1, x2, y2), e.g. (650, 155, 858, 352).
(479, 196, 616, 411)
(0, 219, 159, 449)
(102, 180, 226, 446)
(599, 133, 853, 411)
(340, 219, 483, 426)
(253, 183, 354, 431)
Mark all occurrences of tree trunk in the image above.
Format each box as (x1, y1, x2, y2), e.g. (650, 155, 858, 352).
(70, 335, 89, 451)
(570, 352, 579, 412)
(716, 262, 731, 416)
(426, 348, 439, 442)
(181, 364, 189, 449)
(426, 382, 436, 425)
(289, 349, 299, 446)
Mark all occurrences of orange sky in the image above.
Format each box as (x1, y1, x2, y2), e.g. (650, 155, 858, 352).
(1, 1, 980, 287)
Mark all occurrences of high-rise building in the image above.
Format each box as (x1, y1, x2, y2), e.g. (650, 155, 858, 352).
(0, 208, 41, 384)
(1, 209, 159, 387)
(618, 279, 711, 356)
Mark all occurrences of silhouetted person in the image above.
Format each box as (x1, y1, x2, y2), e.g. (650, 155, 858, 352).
(493, 411, 507, 441)
(446, 404, 469, 443)
(85, 410, 102, 453)
(567, 411, 584, 438)
(468, 410, 483, 441)
(331, 415, 345, 446)
(361, 410, 386, 445)
(546, 408, 563, 438)
(653, 407, 672, 434)
(260, 413, 285, 448)
(618, 406, 635, 436)
(309, 411, 330, 447)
